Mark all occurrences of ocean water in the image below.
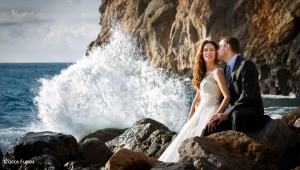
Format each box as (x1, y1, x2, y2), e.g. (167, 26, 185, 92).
(1, 30, 300, 155)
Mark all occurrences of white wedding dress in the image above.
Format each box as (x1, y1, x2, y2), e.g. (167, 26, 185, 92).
(158, 68, 223, 162)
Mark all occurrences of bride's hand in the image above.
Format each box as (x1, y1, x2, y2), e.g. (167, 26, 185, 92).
(210, 113, 229, 125)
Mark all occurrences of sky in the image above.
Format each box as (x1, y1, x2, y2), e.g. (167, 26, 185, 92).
(0, 0, 101, 62)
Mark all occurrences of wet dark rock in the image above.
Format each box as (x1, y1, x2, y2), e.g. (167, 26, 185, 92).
(248, 120, 295, 158)
(282, 106, 300, 127)
(151, 162, 196, 170)
(3, 131, 79, 170)
(64, 161, 84, 170)
(270, 87, 281, 95)
(139, 130, 177, 158)
(106, 124, 158, 154)
(18, 155, 62, 170)
(106, 119, 169, 154)
(79, 128, 127, 144)
(133, 118, 169, 131)
(260, 87, 270, 94)
(247, 119, 300, 169)
(77, 138, 110, 165)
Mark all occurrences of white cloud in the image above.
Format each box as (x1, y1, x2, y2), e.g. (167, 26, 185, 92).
(66, 37, 74, 45)
(0, 0, 101, 62)
(0, 9, 45, 25)
(80, 11, 100, 19)
(65, 25, 86, 37)
(0, 29, 10, 39)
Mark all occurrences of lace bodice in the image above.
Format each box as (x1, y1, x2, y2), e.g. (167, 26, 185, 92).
(199, 68, 223, 107)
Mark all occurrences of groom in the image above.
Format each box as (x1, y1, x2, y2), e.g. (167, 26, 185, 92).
(205, 36, 265, 135)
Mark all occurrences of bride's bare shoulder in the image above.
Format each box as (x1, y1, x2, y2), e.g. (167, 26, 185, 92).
(213, 68, 225, 79)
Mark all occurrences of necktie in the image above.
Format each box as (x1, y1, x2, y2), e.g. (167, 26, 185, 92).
(226, 65, 231, 87)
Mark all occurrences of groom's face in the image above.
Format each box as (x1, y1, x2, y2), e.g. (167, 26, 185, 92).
(217, 39, 227, 61)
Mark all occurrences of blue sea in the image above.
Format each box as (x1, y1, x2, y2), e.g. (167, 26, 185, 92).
(0, 31, 299, 155)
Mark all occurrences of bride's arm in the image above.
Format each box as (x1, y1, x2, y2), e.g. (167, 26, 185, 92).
(188, 90, 200, 120)
(213, 69, 230, 114)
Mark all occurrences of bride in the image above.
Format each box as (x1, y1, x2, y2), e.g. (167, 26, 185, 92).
(158, 40, 230, 162)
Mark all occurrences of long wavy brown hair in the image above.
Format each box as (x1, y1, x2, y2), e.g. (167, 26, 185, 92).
(192, 40, 219, 90)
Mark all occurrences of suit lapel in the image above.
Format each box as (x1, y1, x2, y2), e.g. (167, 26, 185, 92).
(231, 55, 242, 82)
(224, 65, 230, 85)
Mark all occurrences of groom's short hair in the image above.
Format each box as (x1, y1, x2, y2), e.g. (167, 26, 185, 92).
(221, 36, 240, 53)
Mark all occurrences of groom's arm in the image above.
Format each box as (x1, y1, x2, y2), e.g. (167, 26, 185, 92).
(224, 60, 259, 117)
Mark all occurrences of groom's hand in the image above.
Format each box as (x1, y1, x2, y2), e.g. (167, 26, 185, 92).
(210, 113, 229, 125)
(205, 120, 216, 132)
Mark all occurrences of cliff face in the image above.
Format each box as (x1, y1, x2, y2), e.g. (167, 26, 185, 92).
(88, 0, 300, 96)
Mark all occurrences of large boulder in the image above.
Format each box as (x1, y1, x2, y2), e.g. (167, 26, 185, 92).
(77, 138, 110, 165)
(139, 130, 177, 158)
(248, 119, 300, 169)
(282, 106, 300, 127)
(3, 131, 79, 170)
(179, 131, 280, 170)
(106, 118, 169, 154)
(105, 148, 159, 170)
(151, 162, 196, 170)
(106, 123, 158, 154)
(79, 128, 127, 144)
(89, 0, 300, 94)
(133, 118, 169, 131)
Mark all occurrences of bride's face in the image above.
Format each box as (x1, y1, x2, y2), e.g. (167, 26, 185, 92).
(203, 43, 217, 63)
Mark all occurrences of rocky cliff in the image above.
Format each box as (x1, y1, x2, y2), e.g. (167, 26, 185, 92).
(88, 0, 300, 96)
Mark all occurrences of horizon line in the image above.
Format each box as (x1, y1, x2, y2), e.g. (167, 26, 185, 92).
(0, 62, 76, 64)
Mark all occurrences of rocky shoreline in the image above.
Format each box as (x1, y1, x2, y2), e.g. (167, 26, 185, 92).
(87, 0, 300, 97)
(1, 107, 300, 170)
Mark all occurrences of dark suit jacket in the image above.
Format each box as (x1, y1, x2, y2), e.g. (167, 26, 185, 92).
(224, 55, 264, 117)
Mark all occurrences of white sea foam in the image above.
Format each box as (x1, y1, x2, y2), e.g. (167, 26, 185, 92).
(0, 128, 26, 154)
(262, 94, 298, 99)
(264, 106, 296, 119)
(29, 29, 189, 142)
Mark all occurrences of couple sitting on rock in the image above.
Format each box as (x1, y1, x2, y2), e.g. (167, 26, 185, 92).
(159, 36, 268, 162)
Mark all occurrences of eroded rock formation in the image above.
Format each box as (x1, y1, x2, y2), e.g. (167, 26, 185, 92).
(88, 0, 300, 95)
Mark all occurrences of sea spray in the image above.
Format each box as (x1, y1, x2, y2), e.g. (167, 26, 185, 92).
(0, 128, 25, 154)
(31, 29, 190, 141)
